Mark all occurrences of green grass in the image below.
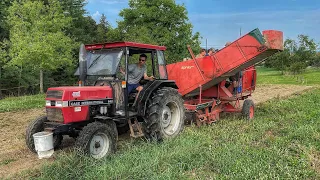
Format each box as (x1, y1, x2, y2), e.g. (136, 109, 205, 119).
(0, 94, 45, 113)
(256, 66, 320, 85)
(29, 89, 320, 179)
(0, 159, 16, 166)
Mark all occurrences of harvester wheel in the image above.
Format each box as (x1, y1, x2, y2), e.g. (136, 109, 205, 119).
(242, 99, 255, 120)
(75, 121, 116, 159)
(25, 116, 63, 153)
(144, 87, 185, 141)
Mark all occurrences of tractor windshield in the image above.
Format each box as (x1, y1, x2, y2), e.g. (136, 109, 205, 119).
(75, 48, 123, 76)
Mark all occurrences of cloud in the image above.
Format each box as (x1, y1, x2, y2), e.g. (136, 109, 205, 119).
(92, 11, 101, 21)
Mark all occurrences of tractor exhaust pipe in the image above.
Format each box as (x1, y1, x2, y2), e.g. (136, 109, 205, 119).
(79, 44, 87, 86)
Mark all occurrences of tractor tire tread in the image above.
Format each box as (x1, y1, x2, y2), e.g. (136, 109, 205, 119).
(75, 121, 116, 158)
(144, 87, 185, 141)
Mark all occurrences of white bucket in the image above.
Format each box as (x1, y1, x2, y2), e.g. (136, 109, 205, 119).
(33, 131, 54, 159)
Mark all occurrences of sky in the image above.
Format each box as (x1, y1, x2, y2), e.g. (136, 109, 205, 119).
(85, 0, 320, 49)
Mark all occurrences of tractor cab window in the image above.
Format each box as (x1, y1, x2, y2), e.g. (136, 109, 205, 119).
(126, 48, 154, 79)
(86, 49, 123, 76)
(75, 48, 124, 77)
(116, 52, 126, 80)
(155, 50, 168, 79)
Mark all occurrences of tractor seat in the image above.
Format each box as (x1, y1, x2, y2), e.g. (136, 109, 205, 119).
(94, 80, 110, 86)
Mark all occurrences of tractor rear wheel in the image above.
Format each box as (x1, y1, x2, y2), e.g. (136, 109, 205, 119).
(242, 99, 255, 120)
(144, 87, 185, 141)
(75, 121, 116, 159)
(25, 116, 62, 153)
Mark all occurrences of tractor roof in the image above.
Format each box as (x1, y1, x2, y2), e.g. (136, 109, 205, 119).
(85, 41, 166, 51)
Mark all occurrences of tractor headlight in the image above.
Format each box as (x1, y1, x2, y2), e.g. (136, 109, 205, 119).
(100, 106, 108, 115)
(55, 101, 69, 107)
(46, 100, 51, 106)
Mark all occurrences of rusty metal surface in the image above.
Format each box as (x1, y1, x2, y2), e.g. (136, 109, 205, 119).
(128, 118, 144, 138)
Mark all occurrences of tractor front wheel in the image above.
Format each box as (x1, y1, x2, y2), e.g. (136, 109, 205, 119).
(242, 99, 255, 120)
(25, 116, 62, 153)
(144, 87, 185, 141)
(75, 121, 116, 159)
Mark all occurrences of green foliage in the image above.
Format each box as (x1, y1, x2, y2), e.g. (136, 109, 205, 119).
(58, 0, 98, 44)
(28, 89, 320, 179)
(0, 93, 44, 112)
(0, 0, 11, 40)
(1, 0, 202, 96)
(7, 0, 74, 70)
(117, 0, 201, 63)
(96, 14, 111, 42)
(265, 35, 318, 74)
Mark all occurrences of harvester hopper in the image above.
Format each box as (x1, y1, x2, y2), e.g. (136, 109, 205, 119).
(167, 28, 283, 125)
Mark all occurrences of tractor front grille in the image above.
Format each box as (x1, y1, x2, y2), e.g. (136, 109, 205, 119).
(46, 90, 63, 99)
(46, 108, 64, 122)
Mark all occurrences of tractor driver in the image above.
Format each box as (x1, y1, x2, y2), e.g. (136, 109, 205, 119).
(128, 54, 154, 93)
(120, 54, 154, 107)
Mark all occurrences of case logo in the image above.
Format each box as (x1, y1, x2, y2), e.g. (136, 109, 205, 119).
(72, 91, 81, 97)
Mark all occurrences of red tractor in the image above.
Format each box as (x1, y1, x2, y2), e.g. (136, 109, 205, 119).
(26, 28, 283, 159)
(26, 42, 185, 159)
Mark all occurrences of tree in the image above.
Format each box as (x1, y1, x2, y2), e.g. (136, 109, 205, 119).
(58, 0, 99, 44)
(265, 35, 318, 74)
(7, 0, 74, 93)
(0, 0, 12, 98)
(117, 0, 201, 63)
(0, 0, 11, 41)
(96, 14, 111, 42)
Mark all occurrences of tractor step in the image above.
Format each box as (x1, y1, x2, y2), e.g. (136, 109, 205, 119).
(115, 110, 137, 117)
(128, 111, 138, 117)
(128, 118, 144, 138)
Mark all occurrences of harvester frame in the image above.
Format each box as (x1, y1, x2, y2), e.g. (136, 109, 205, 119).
(166, 29, 283, 126)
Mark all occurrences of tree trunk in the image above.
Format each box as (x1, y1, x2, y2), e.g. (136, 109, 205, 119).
(40, 69, 43, 93)
(0, 67, 2, 99)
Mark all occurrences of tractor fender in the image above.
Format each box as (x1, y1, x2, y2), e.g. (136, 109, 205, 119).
(136, 80, 178, 116)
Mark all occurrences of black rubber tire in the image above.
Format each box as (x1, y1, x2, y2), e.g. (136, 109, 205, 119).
(75, 121, 116, 159)
(144, 87, 185, 142)
(25, 116, 63, 153)
(105, 120, 118, 140)
(242, 99, 255, 120)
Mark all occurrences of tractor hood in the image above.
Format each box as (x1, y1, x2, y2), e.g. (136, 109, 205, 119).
(46, 86, 113, 101)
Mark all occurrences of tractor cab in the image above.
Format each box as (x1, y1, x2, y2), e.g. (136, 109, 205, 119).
(75, 42, 171, 115)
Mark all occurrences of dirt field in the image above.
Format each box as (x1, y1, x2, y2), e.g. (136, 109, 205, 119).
(0, 84, 314, 178)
